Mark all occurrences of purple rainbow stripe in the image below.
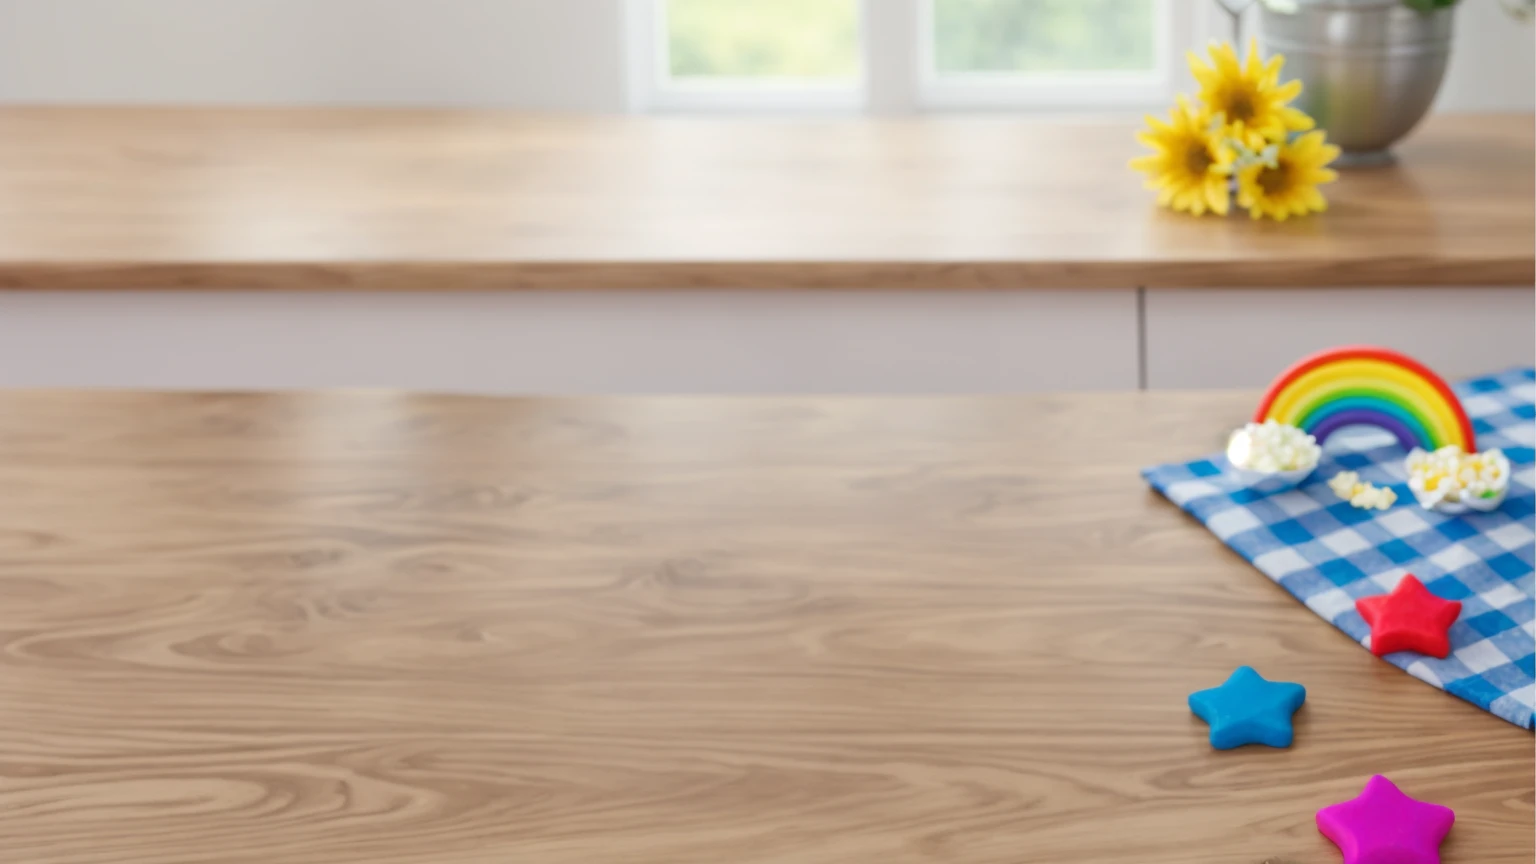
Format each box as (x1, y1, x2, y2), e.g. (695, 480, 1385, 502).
(1310, 409, 1419, 452)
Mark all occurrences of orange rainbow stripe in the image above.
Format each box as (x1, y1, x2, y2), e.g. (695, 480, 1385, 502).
(1254, 346, 1475, 454)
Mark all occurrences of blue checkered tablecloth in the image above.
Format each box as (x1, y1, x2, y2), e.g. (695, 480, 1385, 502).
(1144, 367, 1536, 729)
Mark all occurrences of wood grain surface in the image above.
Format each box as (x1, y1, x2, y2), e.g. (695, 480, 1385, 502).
(0, 391, 1529, 864)
(0, 108, 1530, 291)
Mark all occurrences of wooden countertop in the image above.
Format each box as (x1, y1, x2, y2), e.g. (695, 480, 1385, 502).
(0, 108, 1530, 291)
(0, 391, 1528, 863)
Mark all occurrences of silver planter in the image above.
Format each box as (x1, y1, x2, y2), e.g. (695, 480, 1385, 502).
(1260, 0, 1454, 166)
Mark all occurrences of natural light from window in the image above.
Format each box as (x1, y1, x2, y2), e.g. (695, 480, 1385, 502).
(930, 0, 1158, 75)
(663, 0, 860, 81)
(640, 0, 1176, 110)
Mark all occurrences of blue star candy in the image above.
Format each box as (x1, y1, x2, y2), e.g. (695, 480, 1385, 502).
(1188, 666, 1306, 750)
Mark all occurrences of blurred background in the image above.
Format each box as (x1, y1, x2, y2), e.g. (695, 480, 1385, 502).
(0, 0, 1530, 393)
(0, 0, 1528, 110)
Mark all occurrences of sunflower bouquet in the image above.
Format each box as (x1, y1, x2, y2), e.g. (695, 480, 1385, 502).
(1132, 40, 1340, 221)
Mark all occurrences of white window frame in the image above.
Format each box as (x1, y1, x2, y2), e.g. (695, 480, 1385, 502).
(627, 0, 1206, 113)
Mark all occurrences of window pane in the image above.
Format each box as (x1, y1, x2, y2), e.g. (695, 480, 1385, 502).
(665, 0, 860, 80)
(932, 0, 1157, 74)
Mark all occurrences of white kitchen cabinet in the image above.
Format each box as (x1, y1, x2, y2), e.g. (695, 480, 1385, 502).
(0, 289, 1139, 393)
(1145, 287, 1535, 389)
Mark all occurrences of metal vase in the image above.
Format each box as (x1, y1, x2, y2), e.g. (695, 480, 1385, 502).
(1260, 0, 1454, 166)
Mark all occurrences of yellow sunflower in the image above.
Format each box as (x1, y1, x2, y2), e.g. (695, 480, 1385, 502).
(1235, 131, 1341, 221)
(1190, 39, 1314, 149)
(1130, 96, 1235, 217)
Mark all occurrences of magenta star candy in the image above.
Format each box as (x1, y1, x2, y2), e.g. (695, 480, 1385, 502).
(1316, 775, 1455, 864)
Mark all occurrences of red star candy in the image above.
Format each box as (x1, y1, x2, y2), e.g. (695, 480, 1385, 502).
(1355, 574, 1462, 659)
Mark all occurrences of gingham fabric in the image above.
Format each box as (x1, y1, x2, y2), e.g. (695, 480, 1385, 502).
(1144, 367, 1536, 729)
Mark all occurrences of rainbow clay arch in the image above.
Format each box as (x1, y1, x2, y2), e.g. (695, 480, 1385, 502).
(1255, 346, 1475, 453)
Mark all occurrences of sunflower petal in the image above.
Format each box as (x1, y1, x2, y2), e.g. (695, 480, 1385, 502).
(1288, 131, 1319, 156)
(1213, 43, 1241, 78)
(1206, 176, 1230, 215)
(1245, 40, 1267, 78)
(1254, 120, 1286, 143)
(1279, 107, 1315, 131)
(1261, 55, 1285, 88)
(1188, 51, 1216, 84)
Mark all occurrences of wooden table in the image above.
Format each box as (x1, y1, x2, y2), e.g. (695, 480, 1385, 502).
(0, 109, 1530, 290)
(0, 391, 1528, 863)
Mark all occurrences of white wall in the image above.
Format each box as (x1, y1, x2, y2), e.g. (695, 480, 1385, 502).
(1436, 0, 1536, 112)
(0, 0, 628, 110)
(0, 0, 1528, 112)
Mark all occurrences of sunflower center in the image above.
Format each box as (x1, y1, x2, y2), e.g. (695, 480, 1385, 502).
(1227, 90, 1256, 124)
(1257, 159, 1291, 195)
(1185, 142, 1214, 176)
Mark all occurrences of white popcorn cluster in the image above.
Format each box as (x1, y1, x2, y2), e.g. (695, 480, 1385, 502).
(1226, 420, 1322, 474)
(1405, 446, 1510, 511)
(1328, 471, 1398, 511)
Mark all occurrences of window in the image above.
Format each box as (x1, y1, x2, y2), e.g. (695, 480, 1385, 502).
(628, 0, 864, 111)
(931, 0, 1159, 74)
(666, 0, 861, 81)
(920, 0, 1176, 108)
(628, 0, 1193, 112)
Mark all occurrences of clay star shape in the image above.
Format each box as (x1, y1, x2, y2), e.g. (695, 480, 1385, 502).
(1188, 666, 1306, 750)
(1317, 774, 1455, 864)
(1355, 574, 1462, 659)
